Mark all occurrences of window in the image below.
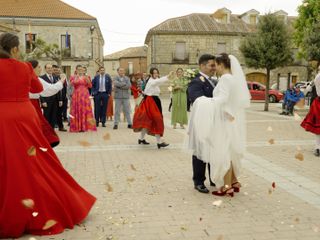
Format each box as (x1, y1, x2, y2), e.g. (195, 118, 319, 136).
(61, 34, 71, 57)
(174, 42, 186, 60)
(217, 42, 226, 54)
(25, 33, 36, 53)
(128, 62, 133, 74)
(250, 15, 257, 25)
(253, 84, 261, 90)
(221, 14, 228, 23)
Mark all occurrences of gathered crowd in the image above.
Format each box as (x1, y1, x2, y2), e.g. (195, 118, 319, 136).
(1, 31, 320, 239)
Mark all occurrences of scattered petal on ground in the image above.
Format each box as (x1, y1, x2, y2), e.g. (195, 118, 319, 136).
(272, 182, 276, 188)
(212, 200, 223, 206)
(146, 176, 153, 181)
(295, 152, 304, 161)
(130, 164, 137, 171)
(103, 133, 110, 141)
(267, 126, 273, 132)
(106, 182, 113, 192)
(268, 139, 275, 145)
(127, 177, 135, 182)
(180, 226, 187, 231)
(78, 140, 91, 147)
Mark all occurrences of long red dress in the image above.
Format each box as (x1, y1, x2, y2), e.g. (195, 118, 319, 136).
(0, 59, 96, 238)
(301, 97, 320, 134)
(69, 75, 97, 132)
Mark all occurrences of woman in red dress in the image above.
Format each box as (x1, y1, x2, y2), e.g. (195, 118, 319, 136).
(132, 68, 174, 149)
(301, 66, 320, 157)
(29, 60, 64, 147)
(0, 33, 96, 238)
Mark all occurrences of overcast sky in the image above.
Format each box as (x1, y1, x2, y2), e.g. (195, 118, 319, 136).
(62, 0, 303, 55)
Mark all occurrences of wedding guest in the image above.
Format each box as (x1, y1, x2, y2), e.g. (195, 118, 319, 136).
(29, 60, 65, 147)
(301, 65, 320, 156)
(113, 67, 132, 129)
(188, 53, 251, 197)
(171, 68, 188, 129)
(40, 63, 62, 128)
(0, 32, 96, 238)
(92, 67, 112, 127)
(52, 65, 67, 131)
(69, 65, 96, 132)
(133, 68, 174, 149)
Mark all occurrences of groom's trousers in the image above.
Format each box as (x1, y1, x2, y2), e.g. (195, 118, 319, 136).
(192, 155, 213, 186)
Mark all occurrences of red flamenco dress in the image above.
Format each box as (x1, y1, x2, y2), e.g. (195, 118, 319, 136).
(0, 59, 96, 238)
(301, 97, 320, 134)
(132, 95, 164, 136)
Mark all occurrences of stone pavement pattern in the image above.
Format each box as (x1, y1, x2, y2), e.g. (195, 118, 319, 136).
(14, 101, 320, 240)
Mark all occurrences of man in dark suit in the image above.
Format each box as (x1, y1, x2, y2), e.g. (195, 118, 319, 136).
(188, 54, 217, 193)
(40, 63, 62, 129)
(92, 67, 112, 127)
(52, 65, 67, 131)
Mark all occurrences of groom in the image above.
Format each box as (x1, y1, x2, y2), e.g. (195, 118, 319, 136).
(188, 54, 217, 193)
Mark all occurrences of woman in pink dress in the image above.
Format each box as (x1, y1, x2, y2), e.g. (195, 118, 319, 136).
(69, 65, 97, 132)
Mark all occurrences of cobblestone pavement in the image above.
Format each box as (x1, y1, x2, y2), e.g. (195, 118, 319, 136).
(15, 100, 320, 240)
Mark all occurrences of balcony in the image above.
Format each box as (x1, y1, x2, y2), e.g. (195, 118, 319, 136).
(172, 52, 189, 64)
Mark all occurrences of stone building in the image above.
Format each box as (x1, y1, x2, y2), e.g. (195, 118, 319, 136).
(0, 0, 104, 77)
(104, 46, 147, 77)
(145, 8, 308, 92)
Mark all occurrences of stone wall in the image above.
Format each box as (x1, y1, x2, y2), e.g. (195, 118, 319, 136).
(0, 17, 104, 77)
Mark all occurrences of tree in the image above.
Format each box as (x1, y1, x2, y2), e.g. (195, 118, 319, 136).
(240, 13, 292, 111)
(294, 0, 320, 65)
(25, 38, 69, 67)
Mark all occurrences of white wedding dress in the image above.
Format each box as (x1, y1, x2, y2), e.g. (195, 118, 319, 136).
(188, 55, 251, 188)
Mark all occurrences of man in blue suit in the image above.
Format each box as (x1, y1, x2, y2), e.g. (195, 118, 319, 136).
(92, 67, 112, 127)
(188, 54, 217, 193)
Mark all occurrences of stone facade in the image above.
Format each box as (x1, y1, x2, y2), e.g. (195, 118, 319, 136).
(104, 46, 147, 77)
(145, 9, 309, 95)
(0, 17, 104, 77)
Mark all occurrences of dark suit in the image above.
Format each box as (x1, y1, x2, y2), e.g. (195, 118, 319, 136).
(92, 74, 112, 124)
(188, 73, 217, 186)
(40, 74, 61, 128)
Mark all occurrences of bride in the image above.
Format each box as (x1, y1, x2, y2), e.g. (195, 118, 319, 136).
(188, 53, 251, 197)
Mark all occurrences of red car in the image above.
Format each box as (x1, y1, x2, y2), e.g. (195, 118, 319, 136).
(247, 82, 283, 102)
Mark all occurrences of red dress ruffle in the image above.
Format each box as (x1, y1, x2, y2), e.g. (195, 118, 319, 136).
(30, 99, 60, 147)
(301, 97, 320, 134)
(132, 96, 164, 136)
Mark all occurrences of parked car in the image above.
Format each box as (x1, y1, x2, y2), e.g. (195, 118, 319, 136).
(294, 81, 313, 97)
(247, 81, 283, 102)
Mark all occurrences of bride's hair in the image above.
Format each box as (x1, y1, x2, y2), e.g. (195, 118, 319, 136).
(216, 53, 231, 69)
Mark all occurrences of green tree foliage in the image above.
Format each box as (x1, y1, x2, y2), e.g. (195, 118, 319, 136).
(240, 13, 292, 111)
(24, 38, 64, 66)
(295, 0, 320, 64)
